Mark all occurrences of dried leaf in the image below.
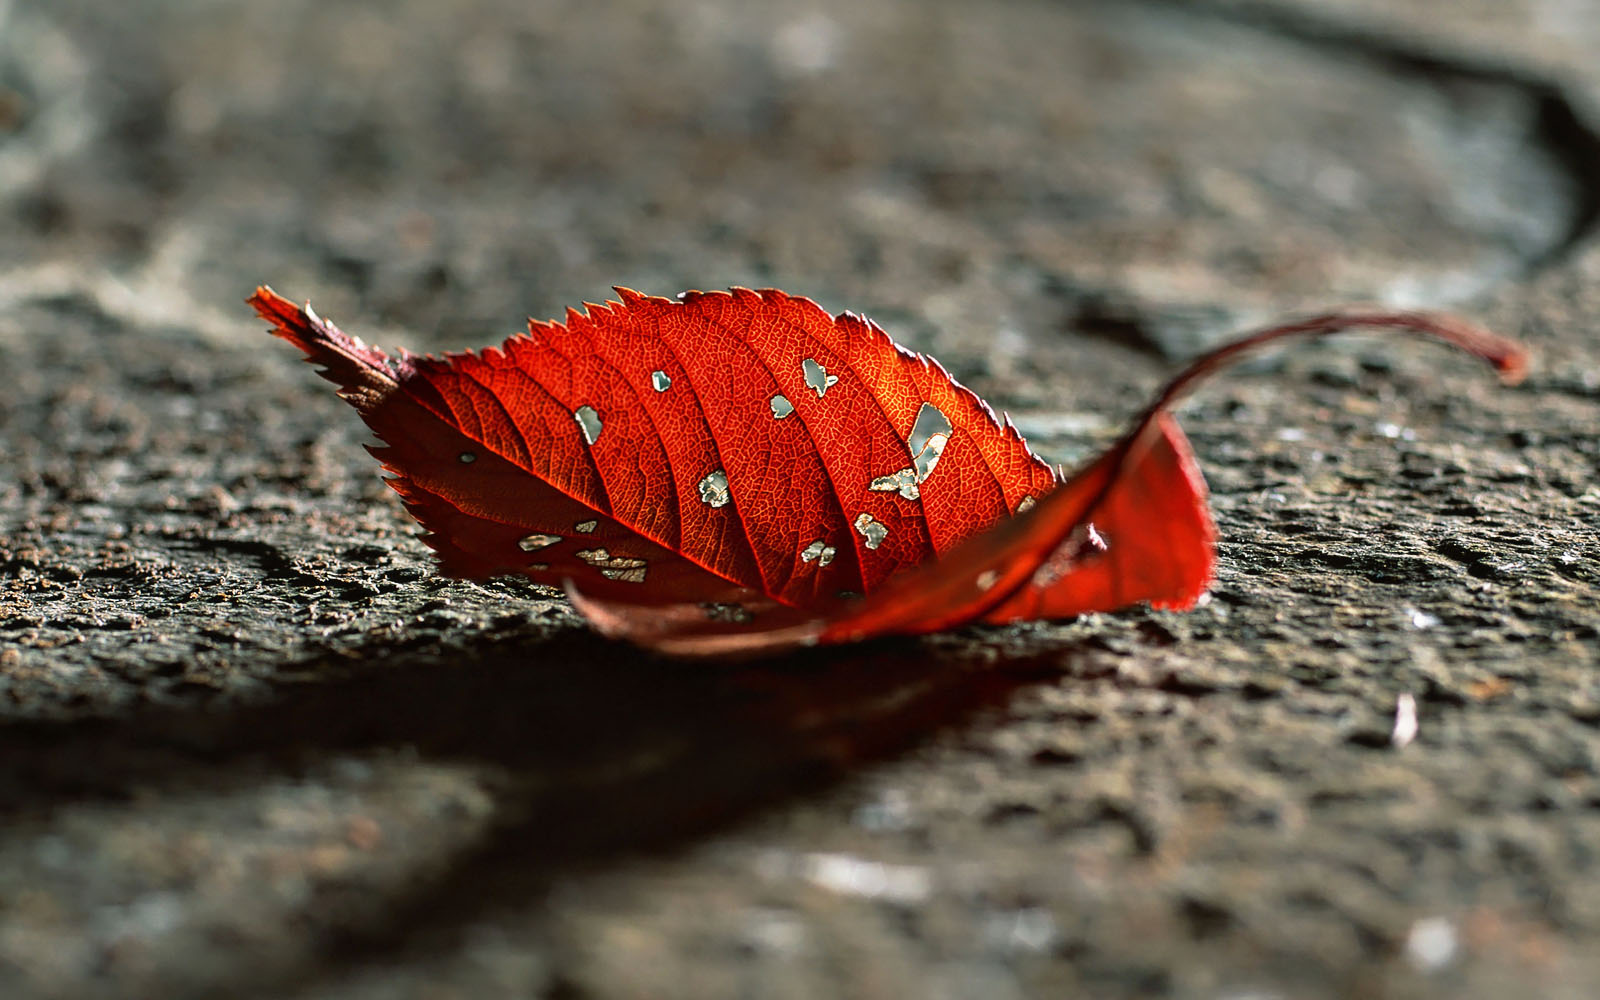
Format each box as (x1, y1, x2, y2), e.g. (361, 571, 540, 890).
(250, 286, 1525, 658)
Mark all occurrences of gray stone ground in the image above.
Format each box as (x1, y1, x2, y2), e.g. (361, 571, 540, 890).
(1, 0, 1598, 996)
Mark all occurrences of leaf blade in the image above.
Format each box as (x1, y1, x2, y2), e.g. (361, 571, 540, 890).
(255, 285, 1525, 659)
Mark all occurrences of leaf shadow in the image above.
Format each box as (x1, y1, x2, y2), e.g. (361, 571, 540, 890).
(0, 617, 1084, 992)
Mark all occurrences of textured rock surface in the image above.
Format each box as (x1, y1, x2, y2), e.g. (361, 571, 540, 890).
(1, 0, 1598, 997)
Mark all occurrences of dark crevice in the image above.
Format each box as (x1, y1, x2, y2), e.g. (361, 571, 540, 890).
(1142, 0, 1600, 274)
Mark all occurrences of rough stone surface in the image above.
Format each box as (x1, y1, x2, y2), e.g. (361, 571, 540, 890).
(2, 1, 1598, 997)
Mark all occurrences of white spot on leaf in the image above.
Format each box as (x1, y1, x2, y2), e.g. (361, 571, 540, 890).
(907, 403, 953, 482)
(802, 358, 839, 397)
(976, 570, 999, 591)
(914, 434, 949, 481)
(1030, 522, 1108, 588)
(870, 403, 953, 499)
(770, 394, 795, 419)
(701, 602, 753, 624)
(517, 534, 561, 552)
(868, 468, 919, 500)
(574, 405, 602, 445)
(651, 370, 672, 392)
(1017, 496, 1036, 513)
(458, 451, 477, 464)
(698, 469, 731, 508)
(1084, 524, 1107, 552)
(853, 512, 888, 550)
(575, 519, 598, 533)
(800, 540, 836, 567)
(600, 561, 648, 583)
(576, 547, 648, 582)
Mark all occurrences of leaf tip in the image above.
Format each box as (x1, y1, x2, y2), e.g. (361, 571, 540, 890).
(250, 283, 398, 406)
(246, 285, 298, 327)
(1492, 344, 1530, 386)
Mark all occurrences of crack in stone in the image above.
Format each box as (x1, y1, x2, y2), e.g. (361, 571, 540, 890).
(1140, 0, 1600, 273)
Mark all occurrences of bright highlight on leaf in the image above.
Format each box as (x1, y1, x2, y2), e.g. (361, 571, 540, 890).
(249, 285, 1525, 658)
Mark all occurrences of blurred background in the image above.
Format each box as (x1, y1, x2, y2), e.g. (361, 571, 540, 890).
(6, 0, 1597, 362)
(3, 1, 1600, 998)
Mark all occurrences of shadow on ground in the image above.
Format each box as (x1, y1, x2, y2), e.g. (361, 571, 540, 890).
(0, 618, 1076, 983)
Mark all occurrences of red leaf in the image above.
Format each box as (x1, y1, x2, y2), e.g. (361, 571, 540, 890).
(250, 286, 1525, 658)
